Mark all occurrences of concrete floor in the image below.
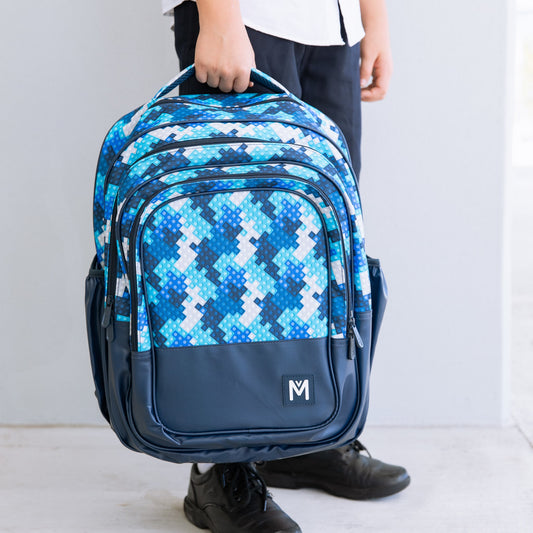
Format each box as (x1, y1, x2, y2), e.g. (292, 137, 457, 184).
(1, 175, 531, 533)
(1, 425, 532, 533)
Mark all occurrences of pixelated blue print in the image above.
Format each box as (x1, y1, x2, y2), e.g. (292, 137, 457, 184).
(128, 175, 348, 337)
(94, 91, 371, 336)
(117, 168, 350, 337)
(115, 141, 354, 271)
(94, 94, 352, 266)
(140, 190, 329, 349)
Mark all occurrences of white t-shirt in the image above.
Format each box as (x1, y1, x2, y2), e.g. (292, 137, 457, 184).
(162, 0, 364, 47)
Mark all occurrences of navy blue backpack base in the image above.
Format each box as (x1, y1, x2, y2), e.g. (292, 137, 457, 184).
(85, 66, 387, 464)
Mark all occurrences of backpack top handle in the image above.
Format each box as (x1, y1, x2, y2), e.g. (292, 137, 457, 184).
(123, 64, 292, 136)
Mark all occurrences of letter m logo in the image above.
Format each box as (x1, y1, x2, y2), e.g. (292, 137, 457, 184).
(283, 375, 315, 406)
(289, 379, 309, 401)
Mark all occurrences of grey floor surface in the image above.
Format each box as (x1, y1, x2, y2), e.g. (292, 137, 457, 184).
(1, 425, 532, 533)
(1, 175, 531, 533)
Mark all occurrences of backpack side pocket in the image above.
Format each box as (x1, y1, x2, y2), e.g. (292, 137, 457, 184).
(85, 255, 110, 422)
(367, 256, 388, 366)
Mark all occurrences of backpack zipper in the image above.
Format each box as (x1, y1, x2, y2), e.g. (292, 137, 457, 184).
(153, 95, 294, 110)
(101, 117, 359, 200)
(126, 180, 351, 353)
(113, 138, 358, 290)
(104, 144, 363, 352)
(113, 141, 362, 341)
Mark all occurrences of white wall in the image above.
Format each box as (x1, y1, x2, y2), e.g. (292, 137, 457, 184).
(0, 1, 511, 425)
(0, 1, 177, 424)
(361, 1, 512, 425)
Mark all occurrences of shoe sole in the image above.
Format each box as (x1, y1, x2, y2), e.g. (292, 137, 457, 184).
(183, 496, 211, 530)
(260, 471, 411, 500)
(184, 496, 302, 533)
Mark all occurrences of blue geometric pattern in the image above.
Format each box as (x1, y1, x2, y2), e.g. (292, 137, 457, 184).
(95, 96, 356, 261)
(102, 120, 359, 240)
(140, 191, 329, 350)
(118, 163, 352, 271)
(107, 140, 366, 314)
(95, 94, 348, 235)
(131, 181, 347, 349)
(93, 70, 373, 353)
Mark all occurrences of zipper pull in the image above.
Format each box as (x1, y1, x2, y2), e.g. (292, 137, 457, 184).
(106, 321, 115, 342)
(101, 296, 114, 328)
(348, 317, 364, 359)
(102, 296, 115, 342)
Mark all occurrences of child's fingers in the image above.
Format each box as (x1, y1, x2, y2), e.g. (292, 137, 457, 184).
(206, 71, 222, 90)
(361, 71, 387, 101)
(361, 83, 386, 102)
(233, 69, 252, 93)
(195, 64, 208, 84)
(218, 75, 235, 93)
(361, 56, 391, 102)
(359, 55, 374, 89)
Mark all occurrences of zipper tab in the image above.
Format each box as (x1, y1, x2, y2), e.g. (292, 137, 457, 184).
(102, 296, 115, 342)
(348, 316, 364, 359)
(106, 320, 115, 342)
(348, 333, 356, 360)
(101, 296, 114, 328)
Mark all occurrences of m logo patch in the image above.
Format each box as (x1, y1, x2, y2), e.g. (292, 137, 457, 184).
(282, 375, 315, 406)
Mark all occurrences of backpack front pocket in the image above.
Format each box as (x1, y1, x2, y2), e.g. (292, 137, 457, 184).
(130, 187, 349, 437)
(142, 189, 331, 348)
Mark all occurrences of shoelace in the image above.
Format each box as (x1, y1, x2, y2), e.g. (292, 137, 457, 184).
(221, 463, 270, 512)
(349, 439, 373, 458)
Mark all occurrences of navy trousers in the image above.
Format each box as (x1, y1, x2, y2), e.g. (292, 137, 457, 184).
(173, 2, 362, 178)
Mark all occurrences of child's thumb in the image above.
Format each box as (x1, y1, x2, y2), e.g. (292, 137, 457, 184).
(360, 56, 373, 88)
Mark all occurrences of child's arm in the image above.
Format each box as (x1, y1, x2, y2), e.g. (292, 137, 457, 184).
(359, 0, 393, 101)
(195, 0, 255, 93)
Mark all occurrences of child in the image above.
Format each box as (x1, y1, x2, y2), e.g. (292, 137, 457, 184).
(164, 1, 409, 531)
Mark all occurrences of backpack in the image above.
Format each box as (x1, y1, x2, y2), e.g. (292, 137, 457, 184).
(85, 66, 388, 464)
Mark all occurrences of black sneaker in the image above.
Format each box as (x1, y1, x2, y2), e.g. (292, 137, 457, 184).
(256, 440, 410, 500)
(184, 462, 302, 533)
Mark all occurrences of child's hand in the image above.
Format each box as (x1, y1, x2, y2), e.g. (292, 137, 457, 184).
(359, 0, 393, 102)
(195, 0, 255, 93)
